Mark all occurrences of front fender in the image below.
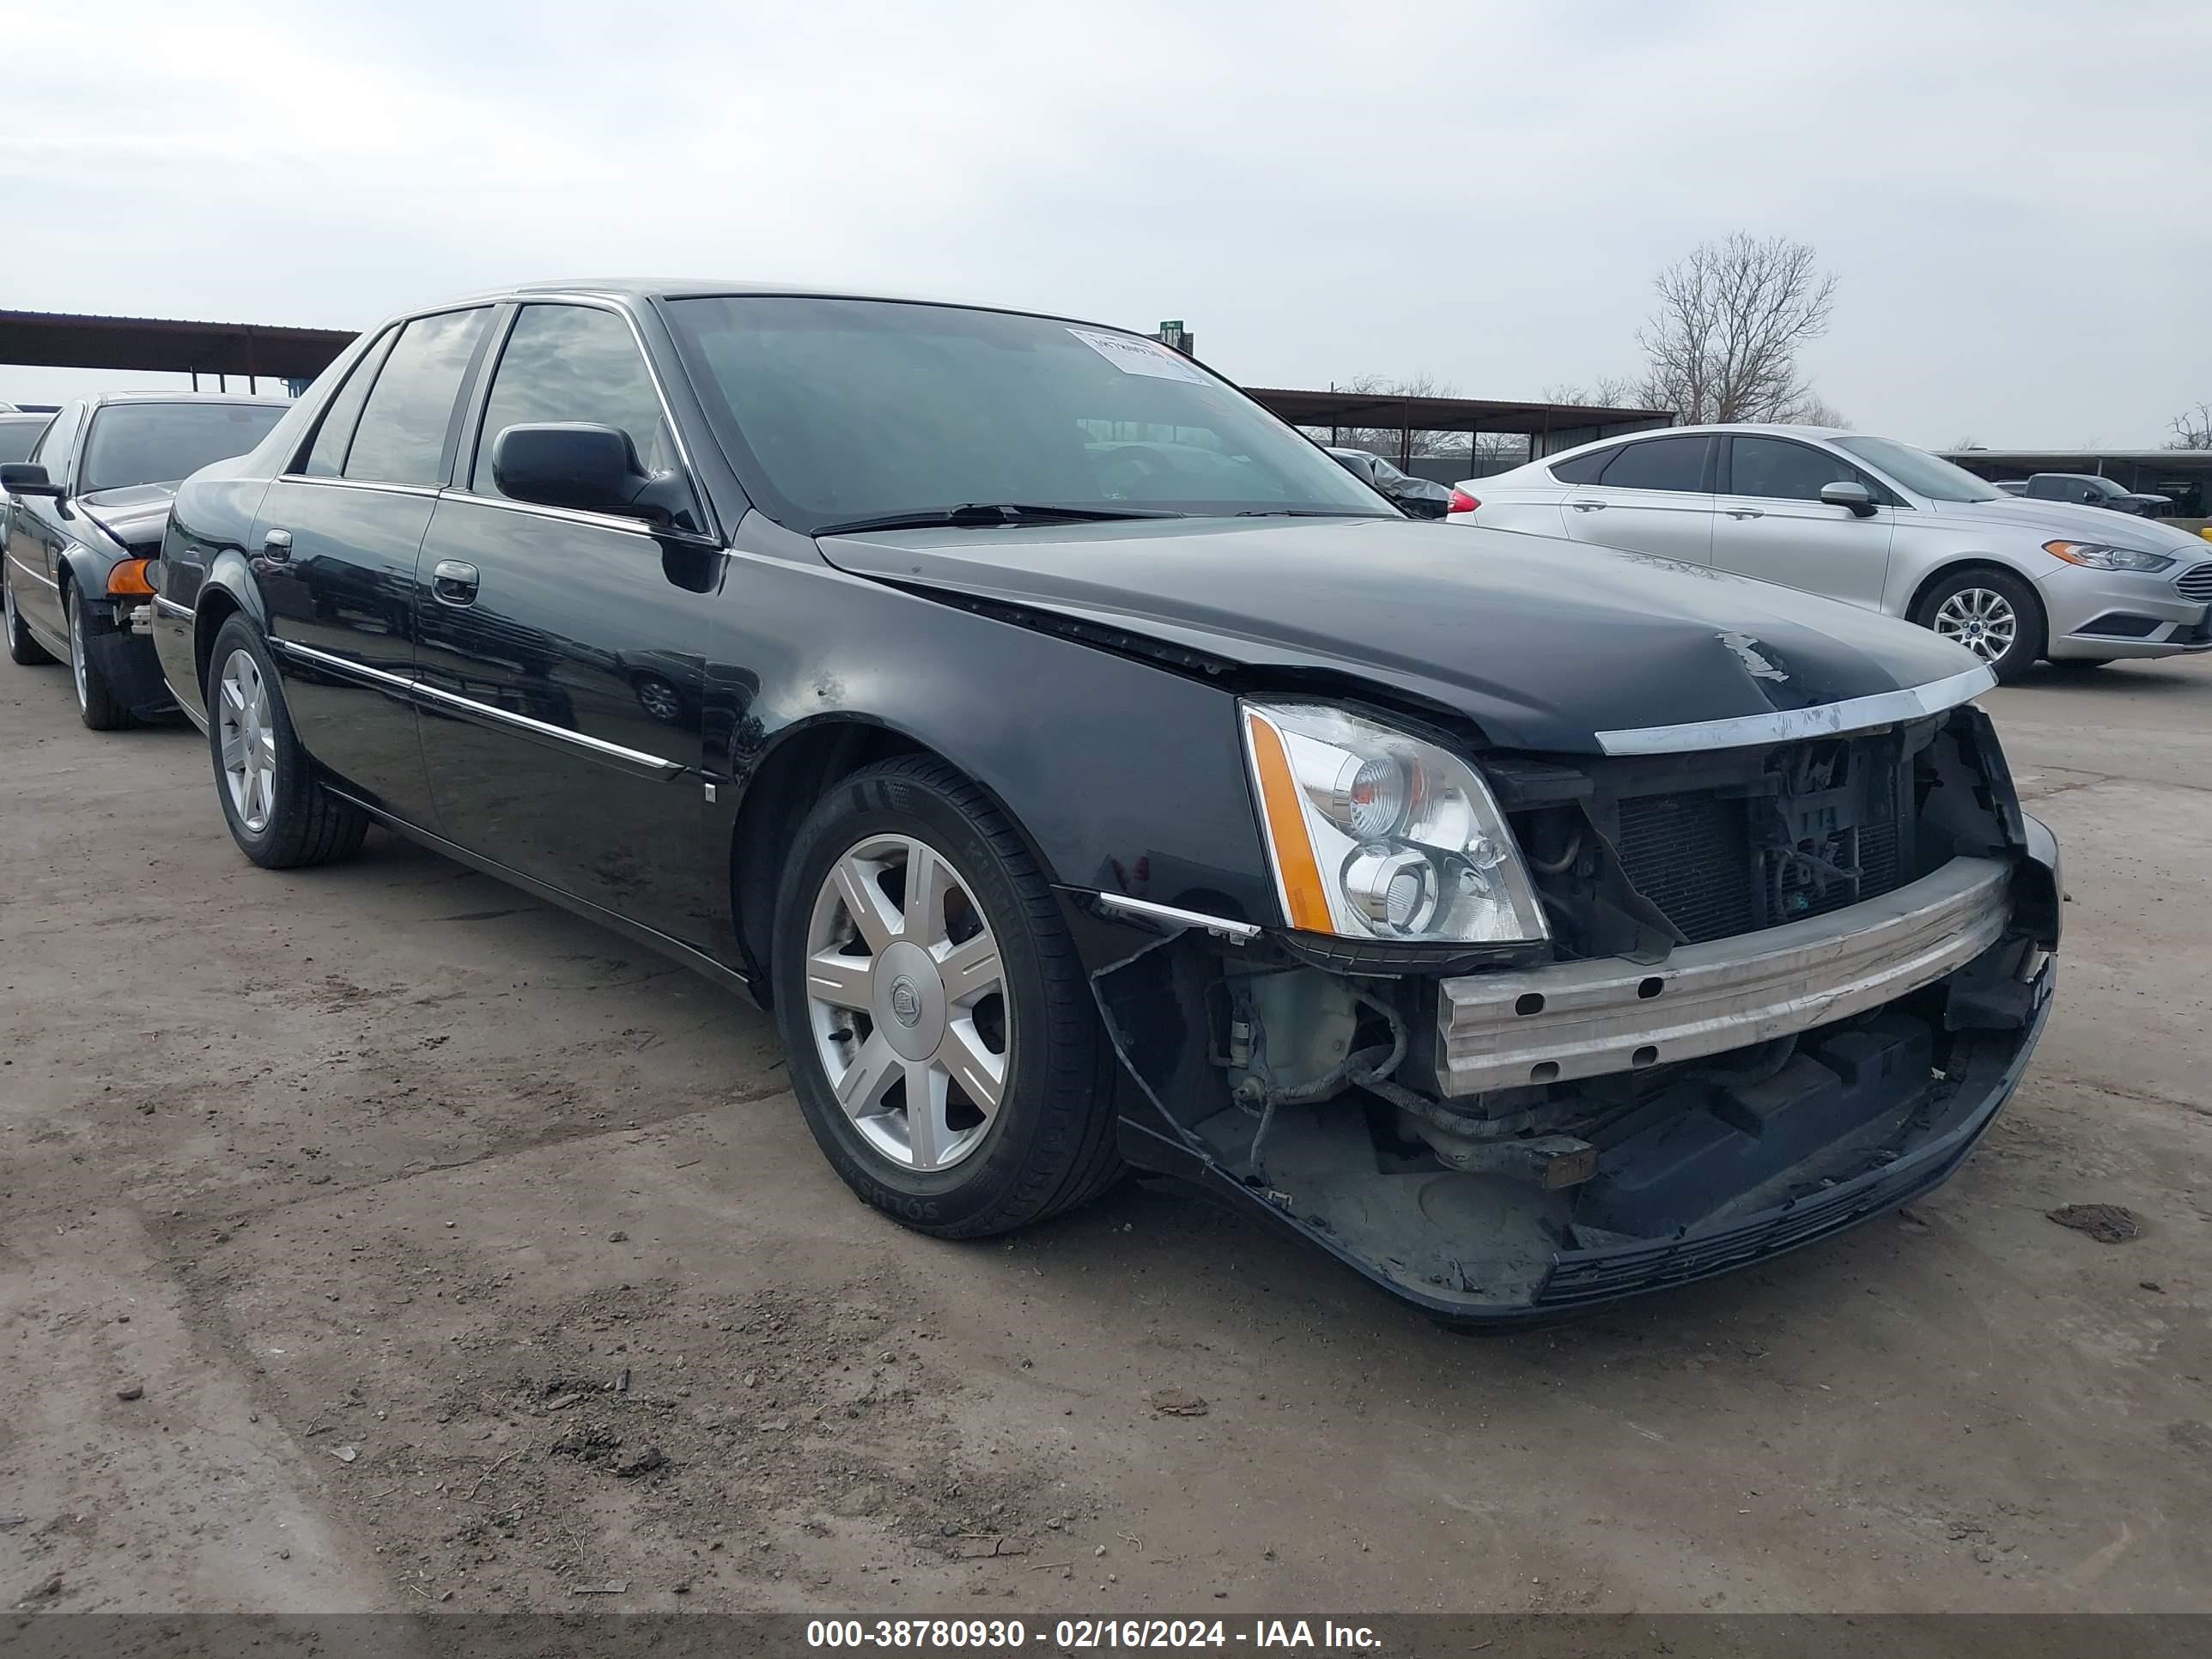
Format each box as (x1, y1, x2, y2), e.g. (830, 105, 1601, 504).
(58, 537, 125, 605)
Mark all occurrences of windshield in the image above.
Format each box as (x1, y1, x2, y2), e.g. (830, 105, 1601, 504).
(1832, 435, 2004, 503)
(2076, 476, 2125, 497)
(80, 402, 286, 493)
(0, 418, 48, 465)
(665, 297, 1389, 532)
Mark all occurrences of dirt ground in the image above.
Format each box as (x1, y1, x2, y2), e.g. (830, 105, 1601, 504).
(3, 648, 2210, 1620)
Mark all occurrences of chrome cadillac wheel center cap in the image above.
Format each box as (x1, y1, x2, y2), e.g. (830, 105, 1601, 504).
(872, 939, 947, 1060)
(889, 976, 923, 1026)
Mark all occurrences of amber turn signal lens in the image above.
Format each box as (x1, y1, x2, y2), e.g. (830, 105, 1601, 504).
(1242, 708, 1334, 932)
(106, 559, 156, 597)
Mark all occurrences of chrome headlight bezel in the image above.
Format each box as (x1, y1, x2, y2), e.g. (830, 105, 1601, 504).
(1240, 699, 1548, 946)
(2042, 538, 2175, 574)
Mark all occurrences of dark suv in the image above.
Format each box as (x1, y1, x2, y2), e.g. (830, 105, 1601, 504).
(150, 282, 2060, 1323)
(2020, 473, 2172, 516)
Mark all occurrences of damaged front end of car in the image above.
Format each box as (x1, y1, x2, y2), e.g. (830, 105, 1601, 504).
(1090, 694, 2059, 1324)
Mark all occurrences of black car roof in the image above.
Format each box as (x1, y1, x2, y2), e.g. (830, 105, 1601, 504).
(82, 391, 292, 408)
(404, 279, 1111, 331)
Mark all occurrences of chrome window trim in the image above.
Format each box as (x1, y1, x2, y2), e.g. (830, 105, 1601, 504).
(1594, 665, 1995, 756)
(275, 474, 444, 501)
(1093, 891, 1262, 941)
(270, 635, 416, 692)
(431, 489, 672, 542)
(5, 551, 58, 590)
(152, 595, 195, 620)
(410, 680, 685, 775)
(470, 292, 720, 542)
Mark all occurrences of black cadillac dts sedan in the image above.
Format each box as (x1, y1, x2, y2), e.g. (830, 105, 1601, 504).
(152, 282, 2060, 1322)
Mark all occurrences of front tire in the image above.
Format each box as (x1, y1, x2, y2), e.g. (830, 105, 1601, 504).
(205, 615, 368, 868)
(771, 756, 1123, 1237)
(1914, 568, 2045, 684)
(68, 586, 132, 731)
(4, 562, 55, 665)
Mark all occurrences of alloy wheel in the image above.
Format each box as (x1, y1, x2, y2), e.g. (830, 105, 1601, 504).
(68, 592, 89, 709)
(803, 833, 1010, 1173)
(1932, 586, 2017, 663)
(217, 647, 279, 833)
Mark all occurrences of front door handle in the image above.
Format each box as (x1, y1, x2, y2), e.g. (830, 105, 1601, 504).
(262, 527, 293, 561)
(1570, 500, 1607, 512)
(432, 559, 480, 606)
(1725, 507, 1765, 519)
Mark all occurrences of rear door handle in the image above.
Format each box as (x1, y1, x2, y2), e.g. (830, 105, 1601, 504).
(1725, 507, 1765, 519)
(432, 559, 480, 605)
(262, 527, 293, 561)
(1570, 500, 1607, 512)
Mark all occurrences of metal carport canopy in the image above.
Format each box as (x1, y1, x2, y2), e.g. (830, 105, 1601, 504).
(0, 309, 356, 382)
(1246, 386, 1675, 465)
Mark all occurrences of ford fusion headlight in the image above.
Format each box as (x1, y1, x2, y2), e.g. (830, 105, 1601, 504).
(1240, 700, 1547, 945)
(2042, 539, 2174, 574)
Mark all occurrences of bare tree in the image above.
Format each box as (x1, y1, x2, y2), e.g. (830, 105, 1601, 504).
(1796, 396, 1851, 430)
(1636, 234, 1838, 424)
(2169, 401, 2212, 449)
(1541, 377, 1649, 410)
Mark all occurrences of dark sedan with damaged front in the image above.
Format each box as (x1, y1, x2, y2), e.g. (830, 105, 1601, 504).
(4, 392, 287, 727)
(150, 283, 2058, 1322)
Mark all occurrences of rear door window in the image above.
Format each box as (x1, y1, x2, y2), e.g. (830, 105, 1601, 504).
(300, 330, 397, 477)
(1596, 435, 1709, 492)
(341, 309, 491, 487)
(1551, 447, 1616, 484)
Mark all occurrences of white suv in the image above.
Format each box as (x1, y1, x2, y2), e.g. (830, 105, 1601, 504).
(1453, 425, 2212, 681)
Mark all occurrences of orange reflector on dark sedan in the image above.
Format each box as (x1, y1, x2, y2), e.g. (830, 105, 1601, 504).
(106, 560, 156, 597)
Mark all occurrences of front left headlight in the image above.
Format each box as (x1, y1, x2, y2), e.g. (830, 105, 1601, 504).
(1240, 699, 1547, 945)
(2043, 539, 2174, 573)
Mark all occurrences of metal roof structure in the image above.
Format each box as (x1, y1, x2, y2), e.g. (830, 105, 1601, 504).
(0, 307, 1677, 469)
(1247, 387, 1674, 468)
(0, 309, 356, 381)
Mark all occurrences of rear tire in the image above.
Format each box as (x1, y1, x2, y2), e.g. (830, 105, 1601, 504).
(1912, 568, 2045, 684)
(205, 614, 369, 869)
(3, 562, 54, 665)
(771, 755, 1124, 1238)
(68, 586, 133, 731)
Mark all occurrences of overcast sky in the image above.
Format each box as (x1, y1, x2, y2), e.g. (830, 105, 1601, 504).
(6, 0, 2208, 448)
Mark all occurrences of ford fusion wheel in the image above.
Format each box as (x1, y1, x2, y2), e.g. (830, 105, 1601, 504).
(771, 755, 1123, 1237)
(204, 614, 369, 869)
(1915, 569, 2044, 684)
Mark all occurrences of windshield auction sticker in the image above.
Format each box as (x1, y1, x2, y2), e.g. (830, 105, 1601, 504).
(1066, 325, 1212, 384)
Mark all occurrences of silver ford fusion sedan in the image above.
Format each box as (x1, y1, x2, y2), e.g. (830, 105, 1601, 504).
(1452, 425, 2212, 681)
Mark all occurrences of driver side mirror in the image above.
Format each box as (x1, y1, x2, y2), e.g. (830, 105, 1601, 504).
(493, 423, 643, 514)
(0, 462, 62, 499)
(490, 422, 696, 530)
(1820, 480, 1877, 518)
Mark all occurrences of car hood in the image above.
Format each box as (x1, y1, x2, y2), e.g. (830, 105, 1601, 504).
(1929, 496, 2207, 550)
(78, 483, 179, 550)
(818, 517, 1985, 753)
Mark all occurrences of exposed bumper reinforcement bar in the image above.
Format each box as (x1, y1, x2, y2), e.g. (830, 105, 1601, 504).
(1431, 855, 2012, 1097)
